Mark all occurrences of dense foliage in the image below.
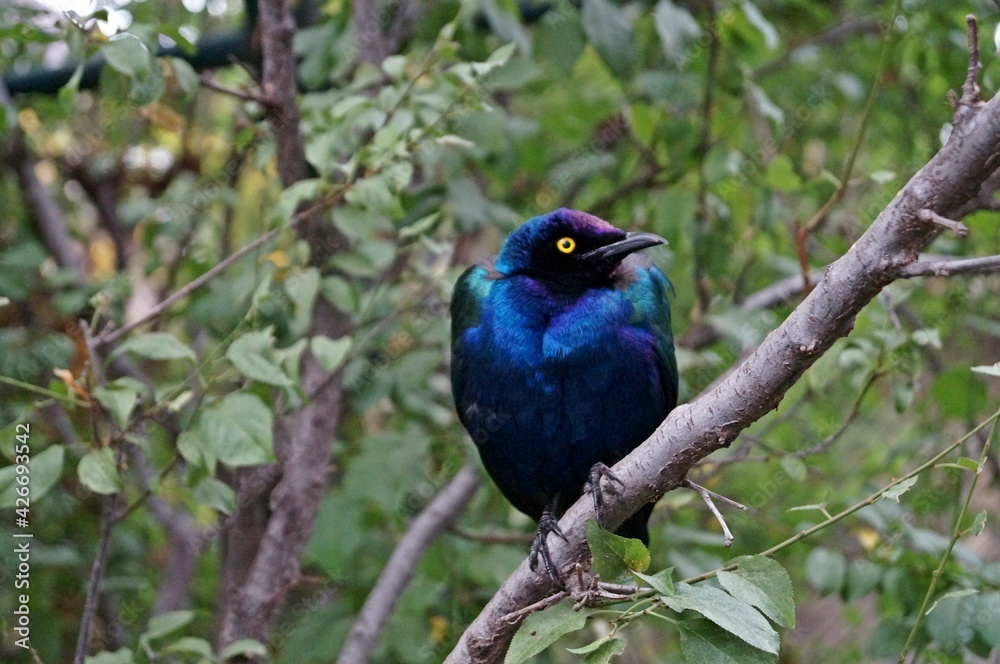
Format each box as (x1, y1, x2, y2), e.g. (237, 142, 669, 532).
(0, 0, 998, 662)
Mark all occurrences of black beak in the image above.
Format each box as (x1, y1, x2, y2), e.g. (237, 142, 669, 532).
(582, 231, 668, 263)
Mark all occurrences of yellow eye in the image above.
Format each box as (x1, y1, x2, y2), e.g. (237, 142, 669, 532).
(555, 237, 576, 254)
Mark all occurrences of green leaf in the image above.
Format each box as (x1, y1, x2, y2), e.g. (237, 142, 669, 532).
(970, 509, 987, 536)
(717, 556, 795, 628)
(84, 649, 134, 664)
(585, 519, 650, 579)
(534, 5, 585, 73)
(633, 567, 674, 596)
(926, 588, 978, 616)
(177, 430, 207, 469)
(218, 639, 268, 660)
(505, 601, 592, 664)
(141, 610, 194, 643)
(763, 155, 801, 191)
(192, 477, 236, 515)
(956, 456, 982, 472)
(653, 0, 701, 66)
(779, 455, 806, 482)
(78, 447, 121, 495)
(803, 547, 845, 595)
(973, 592, 1000, 647)
(167, 57, 199, 101)
(344, 175, 402, 216)
(226, 329, 292, 387)
(880, 476, 917, 503)
(566, 635, 612, 655)
(163, 637, 213, 657)
(113, 332, 196, 362)
(159, 25, 197, 55)
(273, 178, 320, 223)
(582, 637, 626, 664)
(399, 212, 443, 240)
(662, 583, 779, 654)
(285, 267, 320, 308)
(678, 618, 777, 664)
(581, 0, 635, 77)
(740, 1, 779, 49)
(102, 34, 151, 78)
(844, 559, 883, 601)
(381, 54, 407, 79)
(311, 335, 352, 372)
(199, 393, 274, 467)
(933, 366, 987, 418)
(925, 591, 978, 653)
(93, 385, 139, 430)
(0, 445, 65, 508)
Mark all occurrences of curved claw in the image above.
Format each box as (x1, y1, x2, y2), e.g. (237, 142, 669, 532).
(528, 504, 567, 585)
(584, 462, 624, 524)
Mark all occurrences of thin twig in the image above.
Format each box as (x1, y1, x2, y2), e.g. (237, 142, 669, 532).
(73, 495, 118, 664)
(682, 479, 748, 547)
(449, 525, 535, 545)
(79, 320, 108, 389)
(794, 369, 879, 458)
(917, 209, 969, 237)
(337, 464, 480, 664)
(199, 73, 268, 105)
(957, 15, 982, 117)
(899, 253, 1000, 278)
(97, 199, 328, 347)
(499, 591, 569, 625)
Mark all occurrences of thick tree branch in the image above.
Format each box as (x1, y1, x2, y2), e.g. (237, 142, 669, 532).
(337, 464, 480, 664)
(353, 0, 423, 66)
(216, 0, 350, 656)
(445, 16, 1000, 663)
(258, 0, 308, 186)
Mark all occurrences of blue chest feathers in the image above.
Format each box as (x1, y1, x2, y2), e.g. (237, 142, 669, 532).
(452, 267, 674, 518)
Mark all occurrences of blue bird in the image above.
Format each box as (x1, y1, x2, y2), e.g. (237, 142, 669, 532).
(451, 208, 678, 578)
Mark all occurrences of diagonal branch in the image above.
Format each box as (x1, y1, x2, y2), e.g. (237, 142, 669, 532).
(0, 80, 86, 279)
(337, 464, 480, 664)
(445, 15, 1000, 663)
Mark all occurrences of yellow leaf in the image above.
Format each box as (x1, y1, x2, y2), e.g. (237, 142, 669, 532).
(88, 231, 118, 280)
(429, 615, 448, 644)
(53, 368, 91, 403)
(855, 526, 879, 551)
(264, 251, 290, 268)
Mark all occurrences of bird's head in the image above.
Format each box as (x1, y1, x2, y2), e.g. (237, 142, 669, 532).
(494, 208, 667, 288)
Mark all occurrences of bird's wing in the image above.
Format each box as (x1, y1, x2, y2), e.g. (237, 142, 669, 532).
(627, 264, 679, 411)
(450, 265, 494, 426)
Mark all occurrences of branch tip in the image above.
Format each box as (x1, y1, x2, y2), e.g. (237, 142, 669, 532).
(682, 479, 747, 548)
(917, 209, 969, 238)
(954, 15, 982, 122)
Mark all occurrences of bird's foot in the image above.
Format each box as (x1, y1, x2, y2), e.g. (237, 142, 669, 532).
(682, 478, 748, 547)
(584, 462, 624, 525)
(529, 506, 568, 585)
